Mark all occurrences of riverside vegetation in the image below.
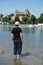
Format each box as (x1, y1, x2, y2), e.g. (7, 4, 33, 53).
(0, 13, 43, 25)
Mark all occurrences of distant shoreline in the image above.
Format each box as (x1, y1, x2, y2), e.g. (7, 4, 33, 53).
(19, 23, 43, 28)
(10, 23, 43, 28)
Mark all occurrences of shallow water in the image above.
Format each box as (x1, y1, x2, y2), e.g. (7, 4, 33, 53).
(0, 25, 43, 65)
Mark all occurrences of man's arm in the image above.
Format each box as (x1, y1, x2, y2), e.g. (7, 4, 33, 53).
(20, 32, 22, 41)
(11, 33, 14, 40)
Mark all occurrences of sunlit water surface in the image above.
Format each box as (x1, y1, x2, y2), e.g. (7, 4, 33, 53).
(0, 24, 43, 65)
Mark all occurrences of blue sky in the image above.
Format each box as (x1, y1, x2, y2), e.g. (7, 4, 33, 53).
(0, 0, 43, 18)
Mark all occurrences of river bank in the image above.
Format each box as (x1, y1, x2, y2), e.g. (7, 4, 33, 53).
(19, 23, 43, 28)
(10, 23, 43, 28)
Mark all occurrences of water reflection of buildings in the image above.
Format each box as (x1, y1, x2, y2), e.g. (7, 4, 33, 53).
(0, 25, 11, 31)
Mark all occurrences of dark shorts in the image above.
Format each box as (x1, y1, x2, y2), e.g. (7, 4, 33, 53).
(13, 40, 22, 55)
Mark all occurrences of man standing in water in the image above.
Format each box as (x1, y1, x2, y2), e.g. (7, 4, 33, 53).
(11, 21, 22, 59)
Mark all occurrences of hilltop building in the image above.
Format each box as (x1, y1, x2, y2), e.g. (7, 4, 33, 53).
(11, 9, 30, 21)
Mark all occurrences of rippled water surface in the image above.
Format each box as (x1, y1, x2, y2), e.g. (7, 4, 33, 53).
(0, 25, 43, 65)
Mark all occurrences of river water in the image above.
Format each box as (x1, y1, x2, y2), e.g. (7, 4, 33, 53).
(0, 24, 43, 65)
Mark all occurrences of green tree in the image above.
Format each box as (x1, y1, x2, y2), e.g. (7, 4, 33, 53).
(9, 20, 15, 24)
(2, 16, 8, 22)
(8, 13, 14, 18)
(15, 15, 20, 21)
(2, 16, 11, 23)
(30, 15, 37, 24)
(38, 13, 43, 23)
(7, 17, 11, 22)
(22, 16, 29, 24)
(0, 14, 3, 21)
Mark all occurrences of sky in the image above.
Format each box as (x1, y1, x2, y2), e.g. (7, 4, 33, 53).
(0, 0, 43, 18)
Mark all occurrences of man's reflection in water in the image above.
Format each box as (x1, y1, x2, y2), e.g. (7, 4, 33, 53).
(14, 58, 22, 65)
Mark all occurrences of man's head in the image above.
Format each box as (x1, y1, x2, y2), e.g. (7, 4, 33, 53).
(14, 21, 19, 26)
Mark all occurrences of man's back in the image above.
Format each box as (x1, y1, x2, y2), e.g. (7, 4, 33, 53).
(11, 27, 22, 40)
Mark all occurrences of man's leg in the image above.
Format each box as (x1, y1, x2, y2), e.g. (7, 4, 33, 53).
(13, 42, 17, 58)
(17, 42, 22, 59)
